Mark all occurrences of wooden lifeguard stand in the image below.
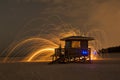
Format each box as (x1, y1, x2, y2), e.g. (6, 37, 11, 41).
(51, 36, 94, 63)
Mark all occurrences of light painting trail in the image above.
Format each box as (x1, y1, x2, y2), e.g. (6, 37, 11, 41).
(3, 37, 58, 62)
(26, 48, 55, 62)
(1, 18, 105, 63)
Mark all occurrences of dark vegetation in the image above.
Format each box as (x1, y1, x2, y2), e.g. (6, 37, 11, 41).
(99, 46, 120, 53)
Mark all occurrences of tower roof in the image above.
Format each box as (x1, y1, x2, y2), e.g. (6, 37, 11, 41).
(60, 36, 94, 41)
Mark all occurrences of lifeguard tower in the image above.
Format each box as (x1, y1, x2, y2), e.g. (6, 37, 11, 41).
(51, 36, 94, 63)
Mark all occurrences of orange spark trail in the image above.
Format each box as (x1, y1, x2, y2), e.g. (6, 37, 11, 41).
(27, 48, 55, 62)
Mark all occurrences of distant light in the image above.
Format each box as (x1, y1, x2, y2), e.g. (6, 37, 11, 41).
(93, 50, 97, 55)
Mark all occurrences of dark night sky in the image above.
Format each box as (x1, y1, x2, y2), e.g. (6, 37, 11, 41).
(0, 0, 120, 52)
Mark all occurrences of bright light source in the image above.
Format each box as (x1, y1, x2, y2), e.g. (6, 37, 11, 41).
(81, 49, 88, 56)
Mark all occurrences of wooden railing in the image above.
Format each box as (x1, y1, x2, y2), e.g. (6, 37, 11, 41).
(54, 48, 91, 57)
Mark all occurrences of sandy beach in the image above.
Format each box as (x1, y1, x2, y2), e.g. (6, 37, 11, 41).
(0, 59, 120, 80)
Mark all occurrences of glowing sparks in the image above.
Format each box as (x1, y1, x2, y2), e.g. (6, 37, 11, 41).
(27, 48, 55, 62)
(1, 15, 107, 63)
(60, 31, 77, 38)
(2, 21, 104, 63)
(91, 54, 97, 60)
(3, 37, 58, 62)
(88, 45, 99, 60)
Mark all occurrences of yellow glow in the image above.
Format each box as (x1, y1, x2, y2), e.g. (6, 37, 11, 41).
(3, 37, 58, 62)
(60, 31, 77, 38)
(27, 48, 54, 62)
(24, 31, 77, 62)
(91, 53, 97, 60)
(89, 45, 99, 60)
(3, 27, 101, 63)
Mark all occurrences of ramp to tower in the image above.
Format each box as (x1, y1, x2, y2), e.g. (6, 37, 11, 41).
(49, 55, 65, 64)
